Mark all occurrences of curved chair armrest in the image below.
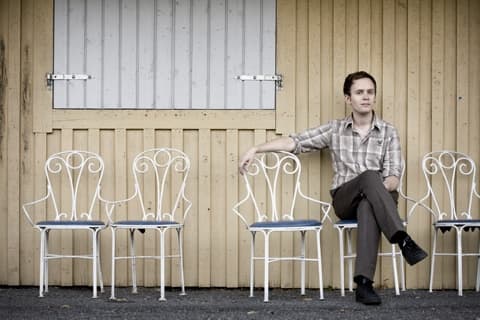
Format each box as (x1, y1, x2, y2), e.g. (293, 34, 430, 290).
(297, 189, 332, 223)
(22, 193, 51, 227)
(100, 190, 139, 224)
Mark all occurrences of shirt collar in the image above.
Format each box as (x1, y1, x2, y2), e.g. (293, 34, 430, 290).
(344, 111, 381, 131)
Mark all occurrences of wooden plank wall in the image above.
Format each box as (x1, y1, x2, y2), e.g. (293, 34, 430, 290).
(1, 0, 479, 291)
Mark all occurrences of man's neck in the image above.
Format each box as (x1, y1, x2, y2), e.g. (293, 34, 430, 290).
(352, 111, 374, 128)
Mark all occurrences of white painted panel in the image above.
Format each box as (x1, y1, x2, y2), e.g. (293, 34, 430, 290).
(68, 0, 86, 108)
(191, 0, 208, 109)
(261, 0, 276, 109)
(173, 0, 191, 109)
(120, 0, 137, 108)
(225, 0, 244, 110)
(209, 0, 226, 109)
(243, 0, 261, 109)
(85, 0, 102, 108)
(53, 0, 277, 110)
(103, 0, 120, 108)
(138, 0, 155, 108)
(155, 0, 173, 109)
(53, 0, 68, 108)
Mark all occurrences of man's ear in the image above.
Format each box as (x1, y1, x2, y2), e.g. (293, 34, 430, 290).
(344, 95, 351, 104)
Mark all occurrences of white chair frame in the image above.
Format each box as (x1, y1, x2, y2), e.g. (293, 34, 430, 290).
(22, 150, 107, 298)
(106, 148, 192, 301)
(408, 150, 480, 296)
(233, 152, 332, 302)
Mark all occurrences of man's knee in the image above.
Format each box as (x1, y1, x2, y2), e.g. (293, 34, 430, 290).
(358, 170, 383, 186)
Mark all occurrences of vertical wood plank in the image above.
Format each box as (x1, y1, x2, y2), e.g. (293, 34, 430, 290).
(183, 129, 199, 286)
(225, 129, 239, 287)
(0, 0, 7, 284)
(155, 0, 173, 109)
(73, 130, 89, 285)
(103, 0, 120, 108)
(142, 128, 156, 286)
(33, 133, 48, 285)
(211, 130, 226, 286)
(261, 0, 277, 109)
(358, 0, 371, 71)
(120, 0, 137, 108)
(209, 0, 226, 109)
(243, 0, 261, 109)
(430, 0, 445, 289)
(345, 0, 359, 73)
(85, 0, 102, 108)
(5, 0, 21, 285)
(67, 0, 86, 108)
(173, 0, 191, 109)
(191, 0, 208, 109)
(276, 0, 296, 134)
(138, 0, 155, 108)
(114, 128, 127, 285)
(20, 0, 36, 285)
(60, 128, 73, 286)
(198, 128, 211, 286)
(33, 0, 52, 132)
(170, 128, 184, 286)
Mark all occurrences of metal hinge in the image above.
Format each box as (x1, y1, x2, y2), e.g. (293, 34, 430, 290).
(235, 74, 283, 89)
(46, 73, 92, 88)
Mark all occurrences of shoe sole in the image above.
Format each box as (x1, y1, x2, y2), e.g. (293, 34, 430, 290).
(405, 251, 428, 266)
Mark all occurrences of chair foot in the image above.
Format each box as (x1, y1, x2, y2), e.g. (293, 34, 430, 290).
(158, 297, 167, 302)
(179, 292, 186, 296)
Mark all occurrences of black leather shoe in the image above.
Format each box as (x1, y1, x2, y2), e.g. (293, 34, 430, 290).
(354, 276, 381, 305)
(400, 236, 428, 265)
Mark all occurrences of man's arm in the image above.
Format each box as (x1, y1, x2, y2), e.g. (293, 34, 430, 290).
(239, 136, 296, 175)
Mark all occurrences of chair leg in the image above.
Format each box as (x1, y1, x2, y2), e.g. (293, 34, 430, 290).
(130, 229, 137, 294)
(456, 227, 463, 296)
(346, 229, 353, 292)
(96, 231, 104, 293)
(92, 229, 98, 298)
(45, 231, 49, 294)
(250, 232, 256, 298)
(400, 254, 406, 291)
(110, 228, 116, 300)
(476, 237, 480, 292)
(263, 231, 270, 303)
(391, 244, 400, 296)
(300, 231, 306, 296)
(39, 229, 46, 298)
(316, 229, 324, 300)
(177, 228, 186, 296)
(336, 227, 345, 297)
(429, 229, 438, 293)
(159, 229, 166, 301)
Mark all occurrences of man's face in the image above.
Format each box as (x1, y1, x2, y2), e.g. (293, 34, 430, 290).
(344, 78, 376, 115)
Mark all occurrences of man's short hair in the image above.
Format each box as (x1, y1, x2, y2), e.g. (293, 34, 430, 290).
(343, 71, 377, 96)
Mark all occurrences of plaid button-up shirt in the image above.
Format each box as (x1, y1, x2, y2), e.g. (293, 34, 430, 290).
(290, 114, 403, 190)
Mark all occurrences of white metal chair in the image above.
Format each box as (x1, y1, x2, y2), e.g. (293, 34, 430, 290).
(233, 151, 332, 302)
(334, 165, 407, 297)
(106, 148, 192, 301)
(22, 150, 107, 298)
(408, 150, 480, 296)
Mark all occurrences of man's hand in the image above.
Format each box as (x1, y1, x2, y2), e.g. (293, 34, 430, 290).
(239, 147, 257, 175)
(383, 175, 400, 191)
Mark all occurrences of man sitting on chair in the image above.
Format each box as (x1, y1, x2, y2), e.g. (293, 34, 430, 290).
(238, 71, 427, 305)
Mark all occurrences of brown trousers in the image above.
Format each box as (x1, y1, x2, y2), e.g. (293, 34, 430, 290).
(331, 170, 405, 280)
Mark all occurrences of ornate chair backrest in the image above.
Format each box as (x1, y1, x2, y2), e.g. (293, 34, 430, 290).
(234, 152, 330, 227)
(44, 150, 105, 221)
(408, 151, 479, 221)
(131, 148, 191, 223)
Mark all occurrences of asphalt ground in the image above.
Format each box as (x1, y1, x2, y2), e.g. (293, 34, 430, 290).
(1, 286, 479, 320)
